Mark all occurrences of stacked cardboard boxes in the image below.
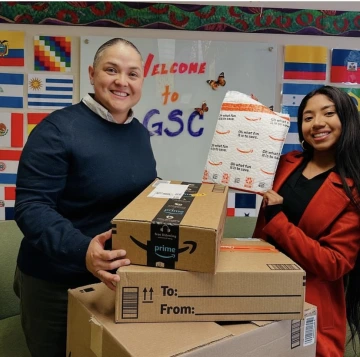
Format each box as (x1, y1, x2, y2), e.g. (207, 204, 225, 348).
(67, 283, 317, 357)
(67, 180, 316, 356)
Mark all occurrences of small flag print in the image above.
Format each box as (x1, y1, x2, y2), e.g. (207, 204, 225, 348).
(0, 185, 16, 220)
(27, 113, 50, 136)
(284, 46, 327, 80)
(227, 192, 258, 217)
(0, 73, 24, 108)
(331, 49, 360, 84)
(0, 149, 22, 184)
(0, 113, 24, 148)
(34, 36, 71, 72)
(28, 74, 73, 109)
(0, 30, 25, 66)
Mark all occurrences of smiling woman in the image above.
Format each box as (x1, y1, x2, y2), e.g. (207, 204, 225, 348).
(253, 86, 360, 357)
(88, 38, 144, 124)
(13, 37, 157, 357)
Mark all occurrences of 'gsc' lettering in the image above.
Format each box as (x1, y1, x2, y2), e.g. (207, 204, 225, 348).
(142, 109, 204, 137)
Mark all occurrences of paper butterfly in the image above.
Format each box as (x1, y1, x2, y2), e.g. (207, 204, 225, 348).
(195, 102, 209, 115)
(206, 72, 226, 90)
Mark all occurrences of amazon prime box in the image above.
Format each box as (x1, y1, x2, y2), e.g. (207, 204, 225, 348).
(112, 180, 228, 273)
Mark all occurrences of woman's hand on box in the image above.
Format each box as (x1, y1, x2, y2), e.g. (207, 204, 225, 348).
(85, 229, 131, 291)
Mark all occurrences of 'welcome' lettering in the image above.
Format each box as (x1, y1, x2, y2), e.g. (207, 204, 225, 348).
(144, 53, 206, 77)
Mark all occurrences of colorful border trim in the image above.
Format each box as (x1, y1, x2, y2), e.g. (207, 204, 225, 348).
(1, 2, 360, 37)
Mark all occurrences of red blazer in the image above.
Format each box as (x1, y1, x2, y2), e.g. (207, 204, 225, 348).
(253, 151, 360, 357)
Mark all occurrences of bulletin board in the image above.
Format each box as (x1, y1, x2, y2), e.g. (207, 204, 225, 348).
(80, 36, 277, 182)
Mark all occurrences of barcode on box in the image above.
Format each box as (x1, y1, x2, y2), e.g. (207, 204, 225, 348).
(267, 264, 301, 270)
(303, 315, 316, 346)
(122, 287, 139, 319)
(291, 320, 301, 349)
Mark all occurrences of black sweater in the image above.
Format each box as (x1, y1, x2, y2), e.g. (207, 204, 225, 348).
(15, 102, 157, 287)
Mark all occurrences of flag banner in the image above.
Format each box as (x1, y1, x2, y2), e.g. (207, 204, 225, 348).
(0, 73, 24, 108)
(0, 31, 25, 66)
(227, 192, 257, 217)
(284, 46, 327, 80)
(0, 185, 15, 220)
(0, 113, 24, 148)
(331, 49, 360, 84)
(34, 36, 71, 72)
(0, 149, 21, 184)
(281, 83, 323, 154)
(27, 112, 50, 135)
(28, 74, 73, 109)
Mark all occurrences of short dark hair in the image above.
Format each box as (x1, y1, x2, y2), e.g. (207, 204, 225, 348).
(93, 38, 142, 68)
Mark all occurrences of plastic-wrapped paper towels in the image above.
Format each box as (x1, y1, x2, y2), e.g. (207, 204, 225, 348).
(202, 91, 290, 194)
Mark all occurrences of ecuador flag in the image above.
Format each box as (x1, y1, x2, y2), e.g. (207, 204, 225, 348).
(0, 31, 25, 67)
(331, 49, 360, 84)
(284, 46, 327, 80)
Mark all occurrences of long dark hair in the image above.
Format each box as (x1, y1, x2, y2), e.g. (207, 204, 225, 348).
(297, 85, 360, 350)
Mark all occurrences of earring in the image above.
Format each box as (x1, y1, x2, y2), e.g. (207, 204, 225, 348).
(90, 81, 94, 85)
(300, 140, 306, 151)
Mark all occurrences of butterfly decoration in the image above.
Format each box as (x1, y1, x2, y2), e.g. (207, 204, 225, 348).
(195, 102, 209, 115)
(206, 72, 226, 90)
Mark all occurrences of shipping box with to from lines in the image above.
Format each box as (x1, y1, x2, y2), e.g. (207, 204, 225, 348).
(67, 282, 316, 357)
(112, 180, 228, 273)
(115, 238, 306, 323)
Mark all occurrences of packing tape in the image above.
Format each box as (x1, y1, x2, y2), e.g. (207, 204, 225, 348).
(220, 245, 278, 253)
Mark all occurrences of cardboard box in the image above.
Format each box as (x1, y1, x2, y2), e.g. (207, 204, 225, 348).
(67, 283, 317, 357)
(112, 180, 228, 273)
(115, 238, 306, 323)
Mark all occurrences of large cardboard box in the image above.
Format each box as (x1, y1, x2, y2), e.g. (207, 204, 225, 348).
(67, 283, 317, 357)
(115, 238, 306, 323)
(112, 180, 228, 273)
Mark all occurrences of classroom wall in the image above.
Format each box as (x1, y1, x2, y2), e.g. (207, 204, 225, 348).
(2, 21, 360, 111)
(1, 2, 360, 227)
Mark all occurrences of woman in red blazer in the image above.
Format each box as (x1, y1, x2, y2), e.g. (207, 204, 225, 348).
(253, 86, 360, 357)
